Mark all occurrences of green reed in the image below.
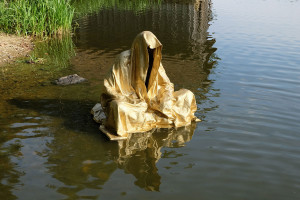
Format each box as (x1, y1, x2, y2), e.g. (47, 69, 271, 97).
(0, 0, 74, 37)
(0, 0, 162, 69)
(0, 0, 162, 36)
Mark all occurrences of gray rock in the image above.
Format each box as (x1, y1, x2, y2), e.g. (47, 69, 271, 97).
(55, 74, 87, 85)
(91, 103, 106, 124)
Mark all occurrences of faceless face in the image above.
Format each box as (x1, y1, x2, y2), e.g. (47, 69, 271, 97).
(145, 47, 154, 90)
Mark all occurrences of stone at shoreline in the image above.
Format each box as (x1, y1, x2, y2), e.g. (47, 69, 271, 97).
(54, 74, 87, 85)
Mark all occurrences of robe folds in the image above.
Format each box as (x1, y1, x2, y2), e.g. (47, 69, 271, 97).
(92, 31, 199, 137)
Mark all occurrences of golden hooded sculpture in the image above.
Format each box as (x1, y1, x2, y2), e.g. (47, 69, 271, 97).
(92, 31, 199, 140)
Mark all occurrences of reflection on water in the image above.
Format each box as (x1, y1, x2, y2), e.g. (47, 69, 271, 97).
(0, 139, 22, 200)
(117, 124, 196, 191)
(73, 0, 217, 115)
(0, 0, 217, 199)
(72, 0, 162, 17)
(74, 0, 213, 59)
(1, 0, 300, 198)
(32, 36, 76, 68)
(7, 96, 196, 196)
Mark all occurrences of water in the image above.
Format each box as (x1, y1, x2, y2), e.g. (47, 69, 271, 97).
(1, 0, 300, 199)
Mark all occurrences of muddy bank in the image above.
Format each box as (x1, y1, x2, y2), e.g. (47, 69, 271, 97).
(0, 33, 34, 66)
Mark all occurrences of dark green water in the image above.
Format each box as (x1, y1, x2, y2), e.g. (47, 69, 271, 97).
(1, 0, 300, 199)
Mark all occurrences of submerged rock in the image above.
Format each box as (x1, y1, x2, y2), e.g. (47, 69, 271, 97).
(54, 74, 87, 85)
(91, 103, 106, 124)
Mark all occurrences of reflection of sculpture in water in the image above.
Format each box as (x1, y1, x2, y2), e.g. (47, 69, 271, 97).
(116, 122, 197, 191)
(92, 31, 200, 138)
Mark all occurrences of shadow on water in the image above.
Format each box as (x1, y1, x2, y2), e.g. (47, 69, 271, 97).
(8, 98, 99, 134)
(7, 98, 197, 194)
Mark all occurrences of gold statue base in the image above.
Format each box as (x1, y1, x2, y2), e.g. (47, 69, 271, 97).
(99, 125, 127, 141)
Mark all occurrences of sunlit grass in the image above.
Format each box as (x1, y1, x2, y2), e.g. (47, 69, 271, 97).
(0, 0, 162, 36)
(0, 0, 162, 68)
(0, 0, 74, 37)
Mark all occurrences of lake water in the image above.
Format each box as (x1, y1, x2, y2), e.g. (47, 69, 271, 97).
(1, 0, 300, 199)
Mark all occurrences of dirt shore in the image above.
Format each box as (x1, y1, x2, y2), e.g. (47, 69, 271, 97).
(0, 33, 34, 66)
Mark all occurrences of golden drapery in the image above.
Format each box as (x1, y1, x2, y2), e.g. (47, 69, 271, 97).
(92, 31, 199, 137)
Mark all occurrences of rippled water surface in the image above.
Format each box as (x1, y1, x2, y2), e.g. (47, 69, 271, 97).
(1, 0, 300, 199)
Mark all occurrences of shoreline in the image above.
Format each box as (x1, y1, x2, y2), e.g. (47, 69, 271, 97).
(0, 33, 34, 66)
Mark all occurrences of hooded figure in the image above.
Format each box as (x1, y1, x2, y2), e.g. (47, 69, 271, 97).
(92, 31, 199, 138)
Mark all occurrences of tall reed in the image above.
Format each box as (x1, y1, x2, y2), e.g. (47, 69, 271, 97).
(0, 0, 74, 37)
(0, 0, 162, 36)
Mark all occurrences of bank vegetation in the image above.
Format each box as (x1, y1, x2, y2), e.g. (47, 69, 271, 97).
(0, 0, 162, 37)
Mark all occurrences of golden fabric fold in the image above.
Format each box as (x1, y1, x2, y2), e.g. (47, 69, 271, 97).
(93, 31, 199, 137)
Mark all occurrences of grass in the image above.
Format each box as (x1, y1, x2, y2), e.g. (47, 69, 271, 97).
(0, 0, 162, 69)
(0, 0, 162, 37)
(0, 0, 74, 37)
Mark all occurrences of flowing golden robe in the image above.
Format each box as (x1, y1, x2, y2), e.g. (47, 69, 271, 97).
(93, 31, 198, 137)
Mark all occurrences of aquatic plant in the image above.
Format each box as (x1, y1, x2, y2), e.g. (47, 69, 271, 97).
(0, 0, 74, 37)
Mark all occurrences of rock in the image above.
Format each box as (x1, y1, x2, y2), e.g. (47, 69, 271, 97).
(91, 103, 106, 124)
(54, 74, 87, 85)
